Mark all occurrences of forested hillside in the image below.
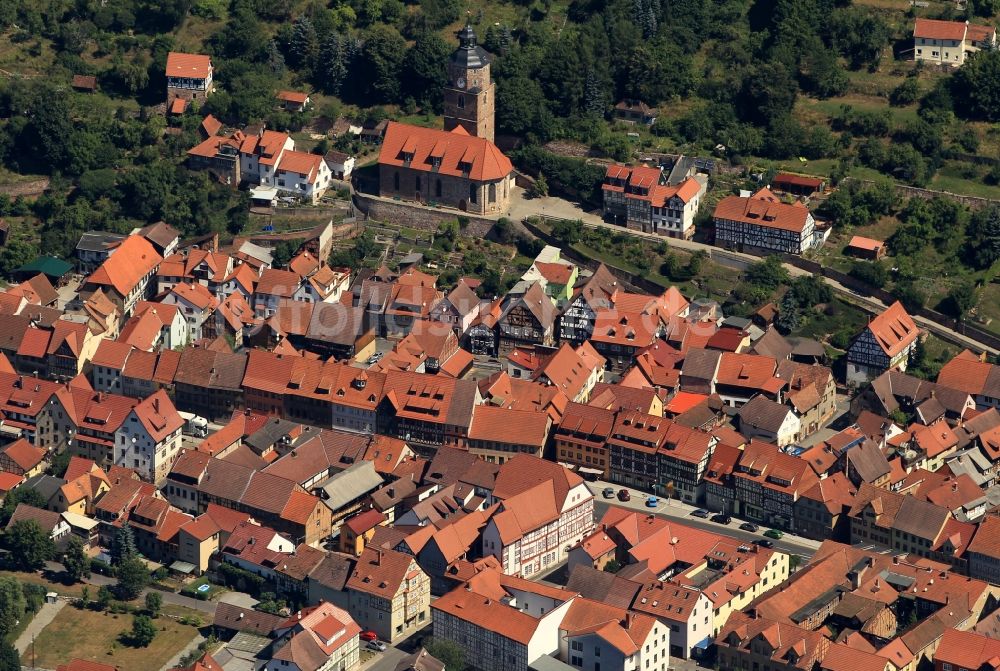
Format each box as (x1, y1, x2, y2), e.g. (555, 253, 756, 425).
(0, 0, 999, 272)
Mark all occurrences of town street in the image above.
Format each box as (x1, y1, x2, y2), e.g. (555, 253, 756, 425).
(585, 481, 823, 561)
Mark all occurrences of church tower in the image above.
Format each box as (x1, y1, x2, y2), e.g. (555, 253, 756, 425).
(443, 24, 495, 143)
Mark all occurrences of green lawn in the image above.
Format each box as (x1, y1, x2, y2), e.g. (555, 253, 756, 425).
(24, 605, 200, 670)
(0, 569, 87, 599)
(930, 163, 1000, 200)
(807, 95, 920, 125)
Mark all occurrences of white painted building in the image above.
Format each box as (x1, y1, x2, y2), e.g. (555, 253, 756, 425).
(482, 456, 595, 578)
(432, 570, 576, 671)
(559, 601, 671, 671)
(115, 390, 184, 486)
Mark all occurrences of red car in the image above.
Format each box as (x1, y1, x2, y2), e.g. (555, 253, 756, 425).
(360, 631, 378, 642)
(617, 489, 631, 502)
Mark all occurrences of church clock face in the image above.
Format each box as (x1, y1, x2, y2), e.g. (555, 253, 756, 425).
(457, 76, 466, 89)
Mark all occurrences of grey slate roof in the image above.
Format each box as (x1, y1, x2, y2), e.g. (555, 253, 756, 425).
(317, 460, 383, 512)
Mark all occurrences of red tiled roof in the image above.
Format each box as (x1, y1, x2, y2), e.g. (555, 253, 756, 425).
(87, 236, 162, 297)
(0, 471, 22, 493)
(256, 268, 300, 298)
(344, 508, 387, 535)
(92, 339, 134, 369)
(934, 627, 1000, 671)
(166, 52, 212, 78)
(864, 301, 918, 358)
(773, 173, 823, 189)
(469, 405, 550, 447)
(847, 236, 884, 253)
(57, 660, 119, 671)
(16, 328, 50, 359)
(276, 150, 323, 185)
(913, 18, 968, 40)
(201, 115, 222, 137)
(277, 90, 309, 104)
(379, 121, 512, 182)
(0, 438, 45, 472)
(713, 193, 811, 233)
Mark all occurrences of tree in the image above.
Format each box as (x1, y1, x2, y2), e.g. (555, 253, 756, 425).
(63, 535, 91, 583)
(965, 205, 1000, 269)
(111, 523, 137, 567)
(786, 275, 832, 308)
(97, 585, 113, 611)
(317, 33, 349, 95)
(849, 261, 888, 288)
(952, 50, 1000, 121)
(47, 450, 71, 478)
(946, 282, 977, 320)
(145, 590, 162, 617)
(0, 639, 18, 671)
(0, 236, 40, 276)
(115, 554, 149, 601)
(530, 174, 549, 198)
(424, 637, 464, 671)
(970, 0, 1000, 16)
(129, 614, 157, 647)
(271, 240, 300, 268)
(359, 25, 407, 103)
(405, 32, 451, 107)
(0, 578, 26, 639)
(552, 219, 583, 245)
(890, 79, 920, 107)
(744, 256, 790, 292)
(776, 293, 801, 334)
(286, 16, 319, 73)
(4, 519, 54, 571)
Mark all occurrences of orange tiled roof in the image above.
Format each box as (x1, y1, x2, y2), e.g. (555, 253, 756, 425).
(913, 18, 969, 40)
(277, 90, 309, 104)
(87, 236, 161, 297)
(379, 121, 512, 182)
(864, 301, 918, 358)
(713, 191, 811, 233)
(166, 52, 212, 78)
(469, 405, 550, 447)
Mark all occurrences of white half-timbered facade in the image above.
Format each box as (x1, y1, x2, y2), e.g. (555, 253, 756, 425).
(846, 301, 919, 384)
(713, 188, 817, 254)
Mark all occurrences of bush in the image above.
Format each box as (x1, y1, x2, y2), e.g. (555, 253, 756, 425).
(849, 261, 888, 288)
(890, 79, 920, 107)
(217, 562, 266, 596)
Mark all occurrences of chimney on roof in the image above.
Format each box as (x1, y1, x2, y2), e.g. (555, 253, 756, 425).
(238, 612, 244, 619)
(376, 550, 382, 566)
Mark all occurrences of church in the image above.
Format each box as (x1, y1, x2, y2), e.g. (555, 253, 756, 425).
(377, 25, 514, 216)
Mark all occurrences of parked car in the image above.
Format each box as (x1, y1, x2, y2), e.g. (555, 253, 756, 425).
(646, 496, 659, 507)
(617, 489, 631, 502)
(360, 631, 378, 642)
(763, 529, 784, 540)
(367, 640, 387, 652)
(602, 487, 615, 499)
(739, 522, 759, 532)
(753, 539, 774, 548)
(711, 513, 732, 525)
(367, 352, 384, 365)
(691, 509, 710, 518)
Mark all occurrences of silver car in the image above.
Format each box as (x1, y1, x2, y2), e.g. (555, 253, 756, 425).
(367, 640, 387, 652)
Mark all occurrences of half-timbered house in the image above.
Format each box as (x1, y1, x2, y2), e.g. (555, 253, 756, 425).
(846, 301, 919, 384)
(712, 188, 818, 254)
(496, 282, 557, 355)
